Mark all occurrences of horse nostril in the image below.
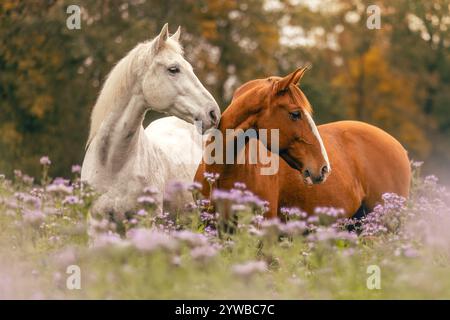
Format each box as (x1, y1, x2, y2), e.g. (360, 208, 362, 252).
(321, 165, 329, 176)
(209, 110, 217, 124)
(303, 169, 311, 178)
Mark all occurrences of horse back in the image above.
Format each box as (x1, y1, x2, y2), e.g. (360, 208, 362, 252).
(319, 121, 411, 207)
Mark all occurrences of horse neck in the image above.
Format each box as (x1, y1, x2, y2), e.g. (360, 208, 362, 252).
(203, 99, 261, 183)
(219, 94, 261, 132)
(92, 98, 149, 173)
(88, 45, 146, 145)
(89, 49, 151, 170)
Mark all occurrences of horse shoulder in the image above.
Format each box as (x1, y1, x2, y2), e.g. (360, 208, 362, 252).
(146, 116, 202, 180)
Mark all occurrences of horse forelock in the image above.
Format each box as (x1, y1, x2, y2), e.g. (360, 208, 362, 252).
(286, 85, 313, 114)
(167, 38, 184, 55)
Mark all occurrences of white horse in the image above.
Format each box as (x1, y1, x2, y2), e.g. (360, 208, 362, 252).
(81, 24, 220, 221)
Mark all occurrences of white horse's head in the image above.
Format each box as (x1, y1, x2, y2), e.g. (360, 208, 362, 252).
(87, 24, 221, 147)
(139, 24, 220, 132)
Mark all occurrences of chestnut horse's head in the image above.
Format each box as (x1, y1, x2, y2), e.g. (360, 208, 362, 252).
(224, 66, 330, 184)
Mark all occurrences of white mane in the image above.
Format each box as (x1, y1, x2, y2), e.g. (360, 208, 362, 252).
(86, 37, 183, 147)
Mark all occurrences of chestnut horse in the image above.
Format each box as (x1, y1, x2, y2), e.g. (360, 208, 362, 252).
(194, 67, 411, 219)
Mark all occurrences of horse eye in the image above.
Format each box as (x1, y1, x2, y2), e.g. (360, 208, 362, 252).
(289, 111, 301, 121)
(167, 66, 180, 74)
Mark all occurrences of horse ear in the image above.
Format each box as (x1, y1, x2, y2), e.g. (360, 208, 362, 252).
(293, 63, 311, 85)
(154, 23, 169, 52)
(170, 26, 181, 42)
(276, 64, 311, 93)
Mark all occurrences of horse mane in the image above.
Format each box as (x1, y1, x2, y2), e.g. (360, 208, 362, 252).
(287, 84, 313, 114)
(231, 79, 265, 101)
(86, 37, 183, 148)
(231, 77, 313, 114)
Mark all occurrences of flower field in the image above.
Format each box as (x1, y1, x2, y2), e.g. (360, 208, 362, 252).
(0, 159, 449, 299)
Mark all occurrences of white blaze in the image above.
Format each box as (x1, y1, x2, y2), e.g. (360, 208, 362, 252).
(304, 111, 330, 170)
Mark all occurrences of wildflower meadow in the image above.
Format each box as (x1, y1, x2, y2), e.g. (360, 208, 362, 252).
(0, 158, 449, 299)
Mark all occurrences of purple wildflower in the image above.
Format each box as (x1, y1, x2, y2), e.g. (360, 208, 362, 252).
(190, 245, 218, 262)
(62, 195, 83, 205)
(14, 192, 41, 209)
(248, 225, 265, 237)
(251, 214, 264, 227)
(198, 199, 211, 208)
(187, 182, 202, 192)
(40, 156, 51, 166)
(89, 218, 114, 234)
(403, 247, 419, 258)
(22, 175, 34, 185)
(200, 211, 217, 223)
(143, 186, 159, 195)
(315, 207, 345, 218)
(137, 209, 148, 216)
(165, 181, 186, 195)
(315, 207, 345, 226)
(231, 204, 247, 212)
(14, 170, 22, 179)
(91, 231, 125, 249)
(333, 217, 357, 231)
(23, 209, 45, 227)
(280, 207, 307, 220)
(260, 218, 283, 235)
(173, 230, 208, 247)
(212, 188, 267, 210)
(52, 177, 70, 186)
(128, 228, 177, 252)
(184, 202, 198, 213)
(360, 193, 406, 237)
(307, 215, 319, 224)
(424, 175, 439, 186)
(137, 196, 156, 206)
(307, 227, 358, 243)
(53, 247, 77, 267)
(204, 172, 220, 184)
(204, 225, 218, 238)
(47, 183, 73, 194)
(71, 165, 82, 174)
(231, 261, 267, 279)
(280, 220, 307, 236)
(233, 182, 247, 190)
(411, 160, 424, 169)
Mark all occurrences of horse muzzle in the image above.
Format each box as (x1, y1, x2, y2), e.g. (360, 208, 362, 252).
(195, 107, 220, 134)
(303, 165, 330, 185)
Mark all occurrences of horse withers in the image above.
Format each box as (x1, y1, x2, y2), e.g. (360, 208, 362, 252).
(195, 67, 411, 219)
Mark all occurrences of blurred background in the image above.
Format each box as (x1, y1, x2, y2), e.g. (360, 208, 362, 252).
(1, 0, 449, 182)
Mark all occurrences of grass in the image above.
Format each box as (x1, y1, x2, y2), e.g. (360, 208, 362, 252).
(0, 162, 449, 299)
